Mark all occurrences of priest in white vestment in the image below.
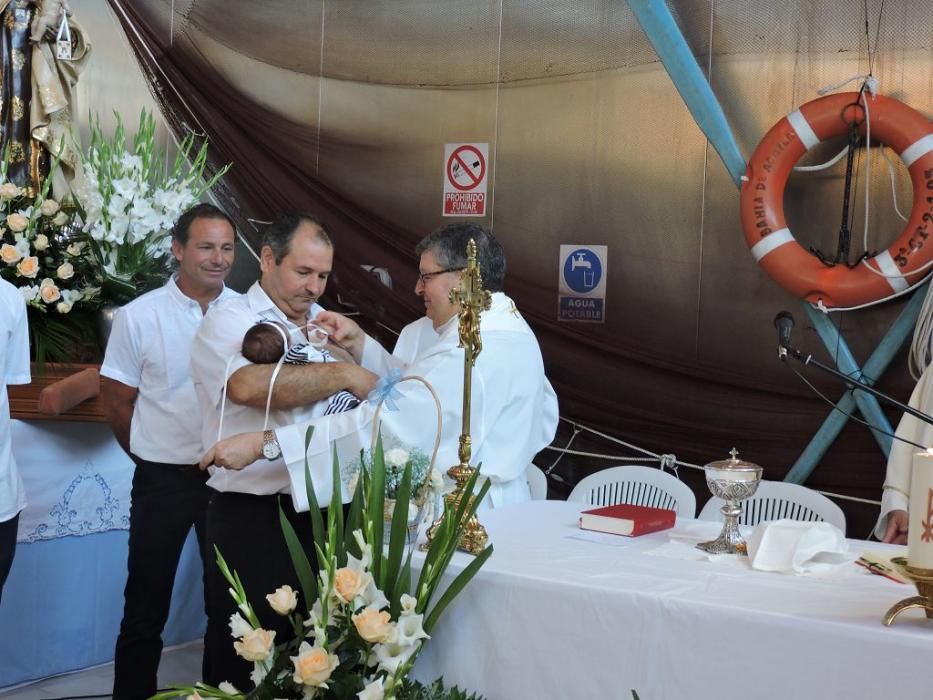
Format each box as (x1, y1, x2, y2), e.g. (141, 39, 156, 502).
(876, 361, 933, 543)
(203, 222, 559, 510)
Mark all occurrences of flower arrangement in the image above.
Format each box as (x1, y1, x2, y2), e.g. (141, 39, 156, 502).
(345, 444, 446, 545)
(0, 155, 100, 362)
(74, 110, 230, 302)
(159, 429, 491, 700)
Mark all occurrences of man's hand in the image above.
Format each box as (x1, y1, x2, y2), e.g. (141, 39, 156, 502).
(345, 365, 379, 399)
(315, 310, 365, 361)
(201, 432, 263, 471)
(882, 509, 908, 544)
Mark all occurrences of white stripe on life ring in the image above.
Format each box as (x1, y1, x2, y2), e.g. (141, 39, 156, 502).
(873, 250, 909, 293)
(787, 109, 820, 150)
(751, 228, 795, 262)
(901, 134, 933, 168)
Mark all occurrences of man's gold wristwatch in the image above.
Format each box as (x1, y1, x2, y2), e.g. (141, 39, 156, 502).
(262, 429, 281, 460)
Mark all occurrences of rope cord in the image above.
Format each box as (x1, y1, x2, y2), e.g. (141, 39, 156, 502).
(548, 417, 882, 507)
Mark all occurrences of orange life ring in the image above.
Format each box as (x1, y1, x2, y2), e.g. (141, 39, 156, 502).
(740, 91, 933, 308)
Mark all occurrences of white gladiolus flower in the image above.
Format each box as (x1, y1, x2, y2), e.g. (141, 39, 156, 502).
(394, 610, 429, 648)
(399, 594, 417, 615)
(19, 285, 38, 302)
(217, 682, 239, 695)
(357, 677, 385, 700)
(228, 612, 252, 639)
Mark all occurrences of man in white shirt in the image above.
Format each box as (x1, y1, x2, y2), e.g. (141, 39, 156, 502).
(0, 278, 30, 603)
(202, 222, 559, 514)
(101, 203, 239, 700)
(189, 213, 377, 687)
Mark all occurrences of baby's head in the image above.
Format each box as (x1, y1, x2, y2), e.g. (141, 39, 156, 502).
(242, 320, 291, 364)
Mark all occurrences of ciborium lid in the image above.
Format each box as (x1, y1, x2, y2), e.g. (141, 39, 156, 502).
(704, 447, 762, 474)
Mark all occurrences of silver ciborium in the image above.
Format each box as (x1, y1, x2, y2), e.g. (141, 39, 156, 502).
(696, 448, 763, 555)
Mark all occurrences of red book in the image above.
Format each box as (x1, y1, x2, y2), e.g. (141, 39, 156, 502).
(578, 503, 676, 537)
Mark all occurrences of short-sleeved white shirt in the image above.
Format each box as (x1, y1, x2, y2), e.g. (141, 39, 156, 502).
(190, 281, 328, 495)
(100, 275, 240, 464)
(0, 279, 31, 522)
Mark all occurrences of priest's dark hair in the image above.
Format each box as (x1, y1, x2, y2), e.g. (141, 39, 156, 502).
(416, 222, 506, 292)
(262, 212, 333, 264)
(171, 202, 236, 245)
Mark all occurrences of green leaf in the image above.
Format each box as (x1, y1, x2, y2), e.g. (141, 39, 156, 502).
(278, 503, 318, 612)
(344, 471, 365, 558)
(423, 544, 493, 633)
(328, 442, 345, 561)
(368, 430, 386, 581)
(383, 461, 413, 597)
(301, 426, 327, 572)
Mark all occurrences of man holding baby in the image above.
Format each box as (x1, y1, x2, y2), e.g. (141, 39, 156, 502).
(189, 212, 378, 688)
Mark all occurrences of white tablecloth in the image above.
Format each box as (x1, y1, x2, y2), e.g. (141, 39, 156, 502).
(411, 500, 933, 700)
(12, 419, 133, 542)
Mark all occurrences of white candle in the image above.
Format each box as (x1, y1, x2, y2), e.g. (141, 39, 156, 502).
(907, 452, 933, 570)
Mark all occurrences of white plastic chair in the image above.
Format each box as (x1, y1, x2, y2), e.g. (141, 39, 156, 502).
(568, 465, 696, 518)
(698, 480, 846, 532)
(526, 464, 548, 500)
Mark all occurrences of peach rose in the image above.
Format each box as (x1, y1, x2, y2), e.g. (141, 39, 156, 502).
(40, 281, 61, 304)
(333, 566, 366, 603)
(33, 234, 49, 251)
(16, 256, 39, 278)
(56, 262, 74, 280)
(352, 606, 393, 643)
(0, 182, 21, 200)
(6, 213, 28, 232)
(232, 627, 275, 662)
(1, 243, 23, 265)
(40, 199, 60, 217)
(265, 585, 298, 615)
(66, 242, 84, 257)
(290, 642, 338, 687)
(53, 211, 69, 227)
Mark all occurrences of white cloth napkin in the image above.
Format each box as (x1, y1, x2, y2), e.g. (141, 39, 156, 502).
(746, 519, 853, 574)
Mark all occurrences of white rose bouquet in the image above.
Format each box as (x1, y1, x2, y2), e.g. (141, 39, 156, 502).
(74, 110, 230, 302)
(0, 153, 100, 362)
(158, 430, 491, 700)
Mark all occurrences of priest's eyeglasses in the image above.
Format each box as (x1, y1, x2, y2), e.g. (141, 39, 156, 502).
(417, 267, 464, 284)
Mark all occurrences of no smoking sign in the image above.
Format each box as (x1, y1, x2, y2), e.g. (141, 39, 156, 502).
(443, 143, 488, 217)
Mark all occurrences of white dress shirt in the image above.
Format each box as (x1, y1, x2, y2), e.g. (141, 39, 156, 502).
(0, 279, 31, 522)
(190, 281, 327, 495)
(100, 275, 239, 465)
(277, 292, 559, 511)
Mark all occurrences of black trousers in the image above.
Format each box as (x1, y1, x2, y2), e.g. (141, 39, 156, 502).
(0, 513, 19, 604)
(112, 458, 211, 700)
(202, 491, 323, 689)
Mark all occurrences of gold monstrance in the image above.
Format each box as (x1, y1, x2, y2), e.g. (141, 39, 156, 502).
(423, 238, 492, 555)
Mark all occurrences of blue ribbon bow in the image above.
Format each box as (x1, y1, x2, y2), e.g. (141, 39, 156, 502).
(368, 368, 403, 411)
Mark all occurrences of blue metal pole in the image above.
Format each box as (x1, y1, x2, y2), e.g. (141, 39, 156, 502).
(783, 286, 928, 483)
(625, 0, 746, 186)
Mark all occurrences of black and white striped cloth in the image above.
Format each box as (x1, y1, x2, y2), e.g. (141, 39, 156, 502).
(284, 343, 361, 415)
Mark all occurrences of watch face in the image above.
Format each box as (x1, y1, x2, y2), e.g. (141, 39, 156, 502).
(262, 441, 281, 460)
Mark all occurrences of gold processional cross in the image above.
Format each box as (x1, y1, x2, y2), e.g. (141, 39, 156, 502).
(423, 238, 492, 555)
